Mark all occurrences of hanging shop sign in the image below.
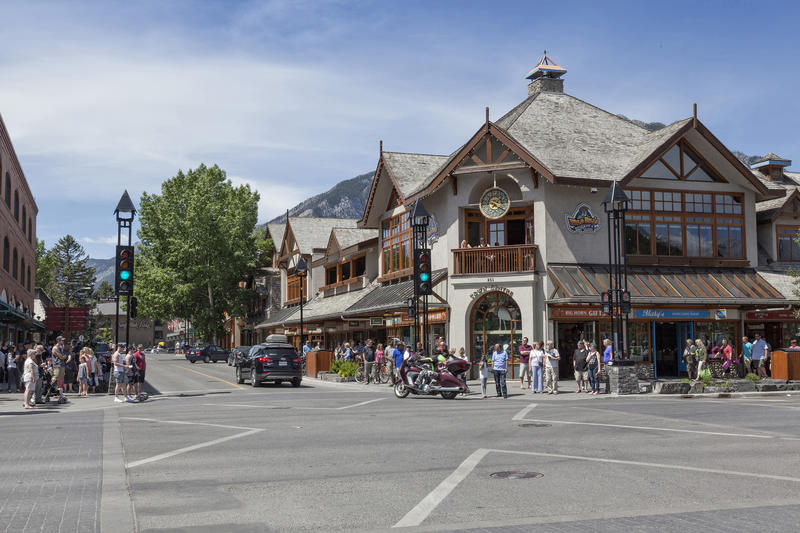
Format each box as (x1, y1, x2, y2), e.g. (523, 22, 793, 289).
(565, 203, 600, 233)
(746, 310, 797, 320)
(370, 317, 383, 327)
(634, 309, 710, 319)
(470, 285, 514, 301)
(550, 307, 605, 319)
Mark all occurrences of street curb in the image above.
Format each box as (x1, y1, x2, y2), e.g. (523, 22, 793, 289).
(101, 408, 137, 532)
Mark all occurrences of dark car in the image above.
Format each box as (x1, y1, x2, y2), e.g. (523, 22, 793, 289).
(185, 344, 229, 364)
(235, 341, 302, 387)
(227, 346, 252, 366)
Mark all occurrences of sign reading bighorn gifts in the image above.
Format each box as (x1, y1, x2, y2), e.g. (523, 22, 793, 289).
(550, 307, 604, 319)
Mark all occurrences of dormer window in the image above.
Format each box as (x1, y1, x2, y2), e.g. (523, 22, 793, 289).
(323, 254, 366, 289)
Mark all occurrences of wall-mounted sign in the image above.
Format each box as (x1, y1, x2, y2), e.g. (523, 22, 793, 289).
(565, 203, 600, 233)
(348, 321, 361, 327)
(470, 285, 514, 301)
(634, 309, 710, 319)
(746, 310, 797, 320)
(715, 309, 727, 320)
(401, 311, 448, 324)
(479, 187, 511, 220)
(370, 317, 383, 327)
(551, 307, 604, 319)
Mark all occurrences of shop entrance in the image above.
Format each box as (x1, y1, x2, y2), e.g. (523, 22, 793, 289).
(556, 322, 596, 379)
(654, 322, 679, 377)
(470, 291, 521, 379)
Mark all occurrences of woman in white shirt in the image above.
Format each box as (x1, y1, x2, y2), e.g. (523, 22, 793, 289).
(530, 341, 545, 393)
(22, 349, 39, 409)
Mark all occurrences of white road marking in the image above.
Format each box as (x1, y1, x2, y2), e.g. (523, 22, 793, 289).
(121, 416, 258, 431)
(127, 429, 263, 468)
(335, 398, 386, 410)
(200, 397, 386, 411)
(393, 448, 490, 528)
(512, 403, 537, 421)
(394, 446, 800, 528)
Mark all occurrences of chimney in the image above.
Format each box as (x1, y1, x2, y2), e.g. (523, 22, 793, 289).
(750, 153, 791, 181)
(526, 52, 566, 96)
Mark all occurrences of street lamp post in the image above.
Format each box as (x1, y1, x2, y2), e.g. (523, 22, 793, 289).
(114, 191, 136, 347)
(602, 181, 631, 361)
(411, 200, 431, 356)
(295, 256, 308, 352)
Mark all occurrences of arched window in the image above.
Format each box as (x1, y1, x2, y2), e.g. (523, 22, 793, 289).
(4, 173, 9, 207)
(2, 237, 8, 271)
(21, 206, 26, 234)
(20, 258, 24, 286)
(470, 291, 522, 375)
(26, 266, 31, 292)
(28, 218, 31, 243)
(12, 248, 18, 279)
(13, 191, 19, 221)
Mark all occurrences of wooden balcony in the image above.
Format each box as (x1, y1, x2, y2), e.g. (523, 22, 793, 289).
(452, 245, 537, 275)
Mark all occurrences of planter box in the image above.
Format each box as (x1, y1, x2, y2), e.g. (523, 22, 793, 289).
(654, 382, 690, 394)
(320, 373, 354, 383)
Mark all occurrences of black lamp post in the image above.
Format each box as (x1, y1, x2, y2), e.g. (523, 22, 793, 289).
(602, 181, 630, 362)
(411, 200, 430, 355)
(295, 256, 308, 351)
(114, 191, 136, 347)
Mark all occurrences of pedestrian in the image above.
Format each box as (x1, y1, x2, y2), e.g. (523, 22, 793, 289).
(586, 342, 601, 395)
(113, 346, 132, 403)
(762, 341, 772, 378)
(0, 343, 5, 393)
(375, 343, 385, 381)
(518, 337, 532, 390)
(751, 334, 768, 378)
(77, 352, 89, 397)
(683, 338, 697, 379)
(34, 345, 46, 404)
(334, 343, 342, 360)
(602, 338, 613, 365)
(392, 342, 404, 385)
(491, 343, 508, 399)
(22, 348, 38, 409)
(133, 345, 146, 399)
(343, 342, 353, 361)
(93, 347, 105, 393)
(694, 339, 708, 380)
(363, 339, 375, 384)
(6, 343, 19, 393)
(303, 340, 312, 359)
(544, 340, 560, 394)
(478, 352, 489, 398)
(531, 341, 544, 393)
(573, 340, 589, 393)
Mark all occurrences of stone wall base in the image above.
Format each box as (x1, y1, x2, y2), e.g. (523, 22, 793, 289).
(607, 365, 639, 395)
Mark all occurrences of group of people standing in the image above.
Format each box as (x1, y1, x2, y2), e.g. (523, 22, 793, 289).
(682, 334, 772, 380)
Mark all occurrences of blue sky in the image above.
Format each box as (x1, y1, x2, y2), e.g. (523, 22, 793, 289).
(1, 0, 798, 258)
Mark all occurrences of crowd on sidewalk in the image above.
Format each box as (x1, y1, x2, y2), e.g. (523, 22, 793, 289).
(0, 337, 148, 410)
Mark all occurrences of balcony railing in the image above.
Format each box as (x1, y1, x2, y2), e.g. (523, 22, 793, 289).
(452, 244, 537, 275)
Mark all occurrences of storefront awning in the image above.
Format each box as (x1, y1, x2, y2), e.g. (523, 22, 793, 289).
(0, 301, 28, 322)
(254, 306, 299, 330)
(345, 269, 448, 316)
(283, 287, 376, 324)
(547, 264, 789, 307)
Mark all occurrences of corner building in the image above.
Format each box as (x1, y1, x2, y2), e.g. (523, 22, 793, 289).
(264, 56, 795, 380)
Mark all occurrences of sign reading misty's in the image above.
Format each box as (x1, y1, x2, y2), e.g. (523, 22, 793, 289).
(565, 203, 600, 233)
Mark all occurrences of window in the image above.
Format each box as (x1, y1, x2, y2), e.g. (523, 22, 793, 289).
(488, 222, 505, 246)
(4, 173, 9, 207)
(27, 219, 31, 244)
(340, 262, 351, 281)
(324, 254, 367, 288)
(21, 206, 26, 234)
(286, 271, 307, 303)
(626, 188, 744, 259)
(20, 258, 25, 287)
(326, 266, 337, 285)
(463, 206, 534, 247)
(641, 140, 725, 182)
(353, 256, 366, 277)
(13, 191, 18, 221)
(2, 238, 7, 271)
(625, 214, 651, 255)
(381, 212, 412, 275)
(12, 248, 17, 279)
(777, 226, 800, 261)
(26, 266, 30, 292)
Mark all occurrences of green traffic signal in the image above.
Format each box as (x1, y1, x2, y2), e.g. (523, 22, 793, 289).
(420, 273, 430, 282)
(120, 270, 131, 280)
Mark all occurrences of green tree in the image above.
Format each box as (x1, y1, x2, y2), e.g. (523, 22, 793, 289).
(95, 280, 115, 300)
(50, 235, 97, 307)
(136, 163, 260, 342)
(35, 238, 55, 292)
(255, 228, 274, 268)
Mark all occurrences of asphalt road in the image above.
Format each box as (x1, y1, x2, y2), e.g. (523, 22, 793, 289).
(2, 353, 800, 532)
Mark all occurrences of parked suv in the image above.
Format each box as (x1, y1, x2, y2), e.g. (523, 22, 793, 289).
(235, 336, 302, 387)
(227, 346, 252, 366)
(185, 344, 229, 364)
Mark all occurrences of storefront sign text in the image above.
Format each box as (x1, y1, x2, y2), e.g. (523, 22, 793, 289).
(470, 285, 514, 300)
(746, 310, 797, 320)
(634, 309, 710, 319)
(551, 308, 604, 319)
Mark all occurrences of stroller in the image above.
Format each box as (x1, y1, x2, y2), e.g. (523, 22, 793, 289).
(41, 367, 68, 404)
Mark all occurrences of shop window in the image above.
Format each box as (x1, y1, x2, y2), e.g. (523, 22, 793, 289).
(627, 322, 651, 362)
(776, 226, 800, 262)
(694, 321, 736, 350)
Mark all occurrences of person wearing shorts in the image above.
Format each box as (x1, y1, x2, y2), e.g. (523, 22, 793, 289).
(133, 345, 146, 397)
(113, 347, 133, 403)
(573, 340, 589, 393)
(518, 337, 532, 389)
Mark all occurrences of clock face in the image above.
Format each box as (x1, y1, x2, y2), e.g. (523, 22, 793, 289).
(479, 187, 511, 219)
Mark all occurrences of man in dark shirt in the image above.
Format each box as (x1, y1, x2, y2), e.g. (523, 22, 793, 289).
(362, 340, 376, 384)
(573, 340, 589, 393)
(518, 337, 532, 390)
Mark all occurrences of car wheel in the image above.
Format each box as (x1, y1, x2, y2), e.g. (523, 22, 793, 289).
(251, 368, 260, 387)
(203, 355, 210, 364)
(236, 366, 244, 384)
(275, 380, 283, 386)
(190, 359, 196, 364)
(291, 378, 301, 387)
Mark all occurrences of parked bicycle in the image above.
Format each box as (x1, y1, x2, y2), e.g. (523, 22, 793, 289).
(354, 358, 391, 384)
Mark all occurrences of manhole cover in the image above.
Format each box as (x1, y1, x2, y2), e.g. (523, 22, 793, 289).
(490, 471, 544, 479)
(519, 423, 551, 428)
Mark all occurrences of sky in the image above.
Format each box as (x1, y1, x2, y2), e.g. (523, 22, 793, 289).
(1, 0, 798, 258)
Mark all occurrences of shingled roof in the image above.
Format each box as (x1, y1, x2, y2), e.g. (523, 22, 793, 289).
(382, 152, 451, 199)
(288, 217, 358, 254)
(266, 223, 285, 251)
(331, 227, 378, 251)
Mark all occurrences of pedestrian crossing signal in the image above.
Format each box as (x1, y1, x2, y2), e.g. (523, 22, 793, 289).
(115, 245, 135, 296)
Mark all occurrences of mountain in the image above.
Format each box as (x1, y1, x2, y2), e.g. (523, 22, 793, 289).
(87, 257, 115, 288)
(268, 171, 373, 223)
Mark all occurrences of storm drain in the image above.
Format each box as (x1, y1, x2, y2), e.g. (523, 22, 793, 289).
(518, 423, 551, 428)
(490, 471, 544, 479)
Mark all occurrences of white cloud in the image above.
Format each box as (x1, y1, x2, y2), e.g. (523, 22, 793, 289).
(80, 236, 119, 245)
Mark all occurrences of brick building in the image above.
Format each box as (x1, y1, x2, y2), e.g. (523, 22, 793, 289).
(0, 113, 39, 343)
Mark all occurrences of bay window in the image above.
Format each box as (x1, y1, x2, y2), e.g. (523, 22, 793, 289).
(381, 212, 412, 275)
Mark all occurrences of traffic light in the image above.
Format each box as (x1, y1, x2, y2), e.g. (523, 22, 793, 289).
(601, 290, 612, 315)
(621, 290, 631, 314)
(413, 248, 432, 296)
(129, 296, 138, 318)
(115, 245, 135, 296)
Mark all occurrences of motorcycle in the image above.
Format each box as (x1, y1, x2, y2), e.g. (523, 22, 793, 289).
(394, 355, 470, 400)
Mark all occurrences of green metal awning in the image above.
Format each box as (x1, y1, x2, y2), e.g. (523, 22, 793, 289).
(0, 301, 27, 321)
